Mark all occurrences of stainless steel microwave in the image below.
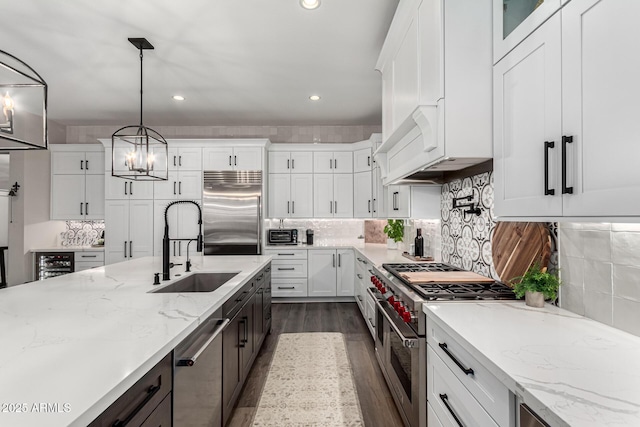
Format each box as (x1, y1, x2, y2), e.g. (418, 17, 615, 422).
(267, 229, 298, 245)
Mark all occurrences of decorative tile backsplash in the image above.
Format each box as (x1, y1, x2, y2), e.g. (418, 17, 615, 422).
(60, 221, 105, 246)
(559, 222, 640, 337)
(441, 172, 499, 279)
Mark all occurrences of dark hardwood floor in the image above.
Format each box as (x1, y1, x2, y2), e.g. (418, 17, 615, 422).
(227, 302, 404, 427)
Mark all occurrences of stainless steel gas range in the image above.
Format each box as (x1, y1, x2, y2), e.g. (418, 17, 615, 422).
(368, 262, 516, 427)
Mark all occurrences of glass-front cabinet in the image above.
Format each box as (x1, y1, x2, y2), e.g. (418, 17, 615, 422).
(493, 0, 567, 63)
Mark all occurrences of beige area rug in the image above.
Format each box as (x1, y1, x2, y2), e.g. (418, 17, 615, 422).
(252, 333, 364, 426)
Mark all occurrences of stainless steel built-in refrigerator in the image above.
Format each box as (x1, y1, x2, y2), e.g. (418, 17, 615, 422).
(203, 171, 262, 255)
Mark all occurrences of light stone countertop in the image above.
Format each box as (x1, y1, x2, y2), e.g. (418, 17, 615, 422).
(0, 254, 271, 427)
(30, 246, 105, 252)
(423, 302, 640, 427)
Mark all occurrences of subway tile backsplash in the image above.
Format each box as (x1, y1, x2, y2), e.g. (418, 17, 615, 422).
(559, 222, 640, 337)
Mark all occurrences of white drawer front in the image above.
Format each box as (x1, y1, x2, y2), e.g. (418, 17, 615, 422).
(264, 249, 307, 260)
(271, 260, 307, 278)
(272, 279, 308, 297)
(75, 261, 104, 272)
(428, 319, 512, 426)
(427, 346, 499, 427)
(427, 402, 445, 427)
(74, 251, 105, 262)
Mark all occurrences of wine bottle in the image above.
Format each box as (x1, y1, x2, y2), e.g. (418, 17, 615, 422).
(415, 228, 424, 258)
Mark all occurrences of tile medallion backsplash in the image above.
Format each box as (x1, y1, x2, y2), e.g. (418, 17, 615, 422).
(60, 221, 105, 246)
(441, 172, 498, 279)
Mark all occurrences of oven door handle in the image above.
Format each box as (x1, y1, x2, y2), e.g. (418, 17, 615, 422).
(367, 287, 418, 348)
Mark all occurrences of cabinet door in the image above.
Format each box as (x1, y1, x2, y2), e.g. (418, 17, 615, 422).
(313, 152, 334, 173)
(51, 175, 85, 220)
(313, 174, 334, 217)
(308, 249, 337, 297)
(153, 171, 179, 199)
(268, 174, 291, 218)
(493, 0, 562, 64)
(203, 146, 234, 171)
(333, 152, 353, 173)
(176, 170, 203, 200)
(104, 200, 129, 264)
(129, 200, 154, 259)
(290, 174, 313, 218)
(84, 152, 105, 175)
(562, 0, 640, 216)
(353, 171, 373, 218)
(234, 146, 262, 170)
(52, 152, 85, 175)
(353, 148, 372, 173)
(176, 147, 202, 171)
(84, 174, 105, 220)
(493, 14, 563, 218)
(372, 165, 386, 218)
(167, 148, 179, 171)
(268, 152, 291, 173)
(387, 185, 411, 218)
(333, 174, 354, 218)
(105, 176, 129, 200)
(290, 151, 313, 173)
(127, 180, 154, 200)
(154, 200, 179, 256)
(336, 249, 355, 297)
(241, 299, 255, 380)
(222, 314, 242, 426)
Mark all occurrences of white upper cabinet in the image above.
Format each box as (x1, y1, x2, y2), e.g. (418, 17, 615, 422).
(386, 185, 411, 218)
(353, 171, 373, 218)
(105, 176, 154, 200)
(375, 0, 493, 185)
(494, 0, 640, 219)
(353, 148, 373, 173)
(154, 170, 202, 200)
(313, 174, 353, 218)
(267, 173, 313, 218)
(494, 13, 563, 218)
(268, 151, 313, 173)
(493, 0, 563, 64)
(51, 146, 105, 220)
(313, 151, 353, 174)
(203, 146, 262, 171)
(166, 147, 202, 171)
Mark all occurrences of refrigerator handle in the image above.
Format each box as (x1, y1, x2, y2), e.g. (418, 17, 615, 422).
(257, 195, 262, 254)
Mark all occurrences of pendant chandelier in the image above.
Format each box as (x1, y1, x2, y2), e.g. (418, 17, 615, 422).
(111, 38, 168, 181)
(0, 49, 48, 150)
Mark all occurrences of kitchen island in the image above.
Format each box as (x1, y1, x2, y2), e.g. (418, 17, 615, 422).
(424, 302, 640, 426)
(0, 255, 271, 427)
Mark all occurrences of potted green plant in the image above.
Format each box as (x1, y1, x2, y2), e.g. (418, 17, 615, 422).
(383, 219, 404, 249)
(512, 263, 561, 308)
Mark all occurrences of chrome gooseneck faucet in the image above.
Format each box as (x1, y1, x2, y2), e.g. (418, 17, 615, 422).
(163, 200, 203, 280)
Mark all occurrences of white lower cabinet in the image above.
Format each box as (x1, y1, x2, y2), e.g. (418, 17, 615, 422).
(308, 249, 354, 297)
(426, 312, 514, 427)
(74, 251, 105, 272)
(105, 200, 154, 265)
(264, 249, 308, 298)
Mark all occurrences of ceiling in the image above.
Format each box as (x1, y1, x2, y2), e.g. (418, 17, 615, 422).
(3, 0, 398, 127)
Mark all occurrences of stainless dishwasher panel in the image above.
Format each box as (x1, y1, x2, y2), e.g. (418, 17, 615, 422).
(174, 309, 229, 427)
(520, 404, 550, 427)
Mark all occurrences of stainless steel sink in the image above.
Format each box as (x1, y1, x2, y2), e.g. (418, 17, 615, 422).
(152, 272, 239, 293)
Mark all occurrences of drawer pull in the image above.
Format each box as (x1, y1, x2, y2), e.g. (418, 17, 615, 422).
(80, 255, 98, 258)
(277, 253, 295, 256)
(277, 267, 295, 271)
(278, 286, 296, 289)
(439, 394, 464, 427)
(357, 295, 363, 301)
(112, 381, 161, 427)
(357, 273, 363, 279)
(439, 342, 474, 376)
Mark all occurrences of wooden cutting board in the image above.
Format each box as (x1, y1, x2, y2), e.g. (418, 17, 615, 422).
(491, 222, 551, 286)
(399, 271, 496, 284)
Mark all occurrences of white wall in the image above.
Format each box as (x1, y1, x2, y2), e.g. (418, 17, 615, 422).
(559, 222, 640, 337)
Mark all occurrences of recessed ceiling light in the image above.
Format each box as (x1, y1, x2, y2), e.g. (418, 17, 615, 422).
(300, 0, 321, 10)
(309, 95, 321, 101)
(172, 95, 185, 101)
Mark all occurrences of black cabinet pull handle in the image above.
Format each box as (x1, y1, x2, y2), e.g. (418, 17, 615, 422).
(438, 342, 474, 375)
(329, 158, 332, 169)
(86, 160, 89, 170)
(278, 286, 295, 289)
(287, 159, 290, 169)
(179, 181, 182, 195)
(179, 155, 182, 166)
(173, 181, 176, 195)
(173, 156, 177, 166)
(229, 155, 232, 166)
(124, 181, 128, 195)
(129, 241, 132, 258)
(80, 203, 83, 215)
(112, 381, 162, 427)
(129, 181, 133, 195)
(562, 135, 574, 194)
(277, 267, 295, 271)
(124, 241, 127, 258)
(334, 158, 337, 169)
(368, 200, 371, 213)
(85, 203, 89, 215)
(292, 159, 295, 169)
(373, 198, 376, 213)
(80, 160, 84, 170)
(287, 201, 290, 214)
(439, 394, 464, 427)
(277, 253, 295, 256)
(544, 141, 555, 196)
(234, 155, 237, 166)
(367, 156, 371, 166)
(292, 201, 295, 214)
(80, 255, 98, 258)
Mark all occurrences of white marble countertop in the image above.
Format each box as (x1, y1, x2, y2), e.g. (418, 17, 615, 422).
(30, 246, 105, 252)
(0, 254, 270, 427)
(423, 302, 640, 426)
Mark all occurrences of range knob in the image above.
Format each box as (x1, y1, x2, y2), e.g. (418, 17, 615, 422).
(370, 275, 375, 284)
(393, 301, 401, 311)
(387, 295, 395, 304)
(380, 286, 387, 294)
(397, 305, 406, 315)
(402, 311, 412, 323)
